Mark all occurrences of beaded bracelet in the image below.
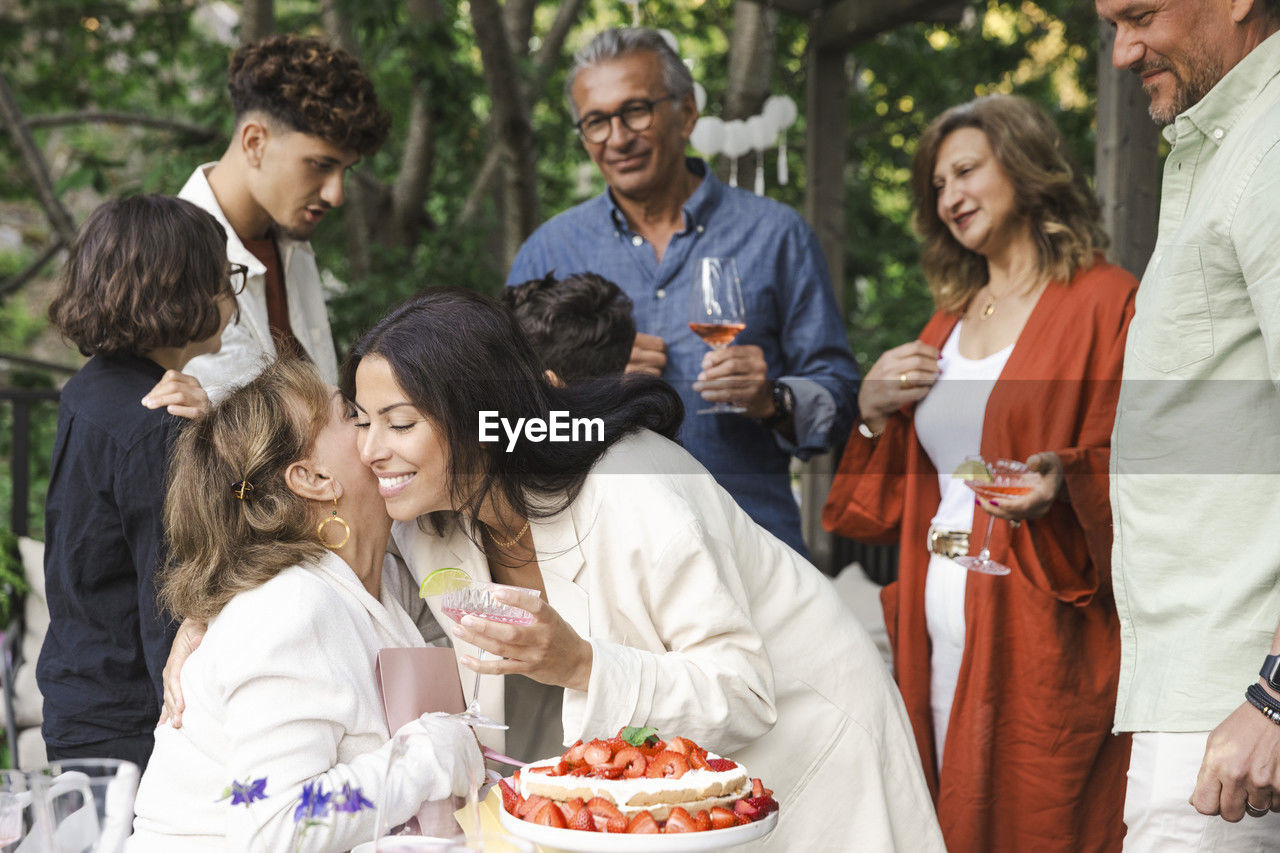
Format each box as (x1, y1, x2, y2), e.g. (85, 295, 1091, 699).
(1245, 683, 1280, 726)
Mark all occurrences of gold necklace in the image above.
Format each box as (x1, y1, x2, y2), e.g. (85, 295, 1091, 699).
(977, 278, 1038, 320)
(487, 518, 530, 549)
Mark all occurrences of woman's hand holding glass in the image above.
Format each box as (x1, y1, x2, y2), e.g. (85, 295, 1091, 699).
(977, 451, 1065, 522)
(858, 340, 942, 433)
(449, 588, 593, 694)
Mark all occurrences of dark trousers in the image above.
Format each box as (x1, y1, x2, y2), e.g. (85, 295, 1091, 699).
(45, 731, 154, 773)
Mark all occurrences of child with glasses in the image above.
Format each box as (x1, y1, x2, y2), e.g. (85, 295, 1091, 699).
(38, 195, 237, 770)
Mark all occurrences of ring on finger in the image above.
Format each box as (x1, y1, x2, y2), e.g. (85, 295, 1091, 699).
(1245, 799, 1270, 818)
(899, 372, 912, 390)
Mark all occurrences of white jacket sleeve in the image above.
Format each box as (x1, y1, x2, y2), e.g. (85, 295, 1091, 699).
(184, 314, 273, 404)
(219, 585, 482, 851)
(567, 520, 777, 754)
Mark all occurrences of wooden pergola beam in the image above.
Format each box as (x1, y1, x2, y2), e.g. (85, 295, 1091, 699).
(812, 0, 967, 49)
(1095, 22, 1159, 278)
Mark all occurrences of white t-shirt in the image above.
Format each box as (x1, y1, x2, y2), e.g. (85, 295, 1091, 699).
(915, 322, 1013, 532)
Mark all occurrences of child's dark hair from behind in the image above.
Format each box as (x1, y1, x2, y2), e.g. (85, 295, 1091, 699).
(501, 272, 636, 382)
(48, 195, 232, 357)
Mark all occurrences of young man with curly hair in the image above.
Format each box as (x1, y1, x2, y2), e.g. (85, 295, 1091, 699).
(179, 34, 389, 400)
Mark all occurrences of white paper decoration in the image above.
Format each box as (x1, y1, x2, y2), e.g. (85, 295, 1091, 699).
(689, 116, 725, 157)
(693, 82, 706, 113)
(745, 114, 776, 194)
(763, 95, 798, 186)
(721, 119, 751, 188)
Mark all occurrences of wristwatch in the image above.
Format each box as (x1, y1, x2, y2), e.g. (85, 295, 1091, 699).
(760, 381, 793, 428)
(1260, 654, 1280, 692)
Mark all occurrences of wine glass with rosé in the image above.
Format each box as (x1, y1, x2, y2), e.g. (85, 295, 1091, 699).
(424, 570, 537, 730)
(952, 456, 1036, 576)
(688, 257, 748, 415)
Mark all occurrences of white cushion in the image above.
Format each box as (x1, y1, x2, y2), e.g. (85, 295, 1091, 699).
(10, 537, 47, 728)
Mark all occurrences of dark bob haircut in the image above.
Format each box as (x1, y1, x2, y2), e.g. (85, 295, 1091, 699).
(228, 34, 390, 156)
(49, 195, 233, 358)
(341, 287, 682, 543)
(501, 272, 636, 383)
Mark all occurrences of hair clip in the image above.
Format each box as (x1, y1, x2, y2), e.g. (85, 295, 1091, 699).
(232, 480, 255, 500)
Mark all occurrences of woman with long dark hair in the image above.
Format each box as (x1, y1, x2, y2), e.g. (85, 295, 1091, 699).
(342, 286, 943, 852)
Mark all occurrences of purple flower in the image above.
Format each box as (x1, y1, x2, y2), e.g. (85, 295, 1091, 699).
(230, 777, 268, 806)
(293, 781, 333, 823)
(334, 784, 374, 814)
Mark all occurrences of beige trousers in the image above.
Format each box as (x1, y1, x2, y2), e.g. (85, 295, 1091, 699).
(1124, 730, 1280, 852)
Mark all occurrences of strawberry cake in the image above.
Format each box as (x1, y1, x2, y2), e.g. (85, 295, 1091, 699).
(500, 728, 779, 835)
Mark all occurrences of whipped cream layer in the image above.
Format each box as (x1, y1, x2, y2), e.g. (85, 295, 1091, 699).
(516, 752, 750, 817)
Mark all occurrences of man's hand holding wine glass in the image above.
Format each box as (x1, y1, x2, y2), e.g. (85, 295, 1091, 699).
(693, 345, 773, 417)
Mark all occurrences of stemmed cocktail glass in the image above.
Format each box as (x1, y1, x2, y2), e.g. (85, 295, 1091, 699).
(688, 257, 747, 415)
(438, 580, 536, 730)
(953, 457, 1035, 576)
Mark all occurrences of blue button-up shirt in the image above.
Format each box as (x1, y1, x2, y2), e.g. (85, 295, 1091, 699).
(507, 159, 859, 555)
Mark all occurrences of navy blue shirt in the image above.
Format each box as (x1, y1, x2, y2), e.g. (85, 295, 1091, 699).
(38, 354, 180, 747)
(508, 160, 860, 555)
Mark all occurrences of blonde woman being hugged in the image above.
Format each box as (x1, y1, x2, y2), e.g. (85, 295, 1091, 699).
(129, 360, 483, 852)
(823, 95, 1137, 852)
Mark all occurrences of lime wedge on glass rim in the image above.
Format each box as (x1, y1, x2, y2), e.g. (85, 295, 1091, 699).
(418, 566, 471, 599)
(952, 458, 993, 483)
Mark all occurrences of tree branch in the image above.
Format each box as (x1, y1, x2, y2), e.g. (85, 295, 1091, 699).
(24, 111, 219, 140)
(0, 240, 65, 300)
(505, 0, 537, 58)
(721, 3, 777, 185)
(0, 351, 77, 377)
(0, 71, 77, 248)
(386, 0, 444, 248)
(469, 0, 540, 264)
(240, 0, 275, 43)
(459, 0, 585, 226)
(319, 0, 358, 55)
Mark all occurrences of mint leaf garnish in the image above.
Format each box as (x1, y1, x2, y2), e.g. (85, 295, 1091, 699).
(620, 726, 659, 746)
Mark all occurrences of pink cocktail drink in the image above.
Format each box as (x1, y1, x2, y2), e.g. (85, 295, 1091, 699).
(440, 582, 535, 627)
(966, 483, 1034, 501)
(441, 607, 534, 626)
(439, 581, 539, 731)
(955, 458, 1035, 576)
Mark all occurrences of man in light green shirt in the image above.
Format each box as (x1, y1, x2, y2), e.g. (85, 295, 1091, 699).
(1097, 0, 1280, 846)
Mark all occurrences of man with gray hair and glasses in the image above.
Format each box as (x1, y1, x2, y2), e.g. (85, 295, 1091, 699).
(507, 27, 859, 559)
(1095, 0, 1280, 846)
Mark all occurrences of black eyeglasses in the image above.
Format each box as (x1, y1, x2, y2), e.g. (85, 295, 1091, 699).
(229, 263, 248, 296)
(575, 95, 678, 144)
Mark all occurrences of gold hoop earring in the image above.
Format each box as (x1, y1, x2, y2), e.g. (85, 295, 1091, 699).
(318, 496, 350, 549)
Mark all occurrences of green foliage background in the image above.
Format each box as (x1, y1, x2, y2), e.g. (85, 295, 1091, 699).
(0, 0, 1104, 542)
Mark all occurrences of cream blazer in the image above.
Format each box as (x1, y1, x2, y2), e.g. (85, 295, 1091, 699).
(178, 164, 340, 401)
(396, 431, 944, 852)
(129, 553, 427, 852)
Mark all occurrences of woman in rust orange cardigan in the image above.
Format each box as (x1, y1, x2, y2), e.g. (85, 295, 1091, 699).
(823, 94, 1137, 852)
